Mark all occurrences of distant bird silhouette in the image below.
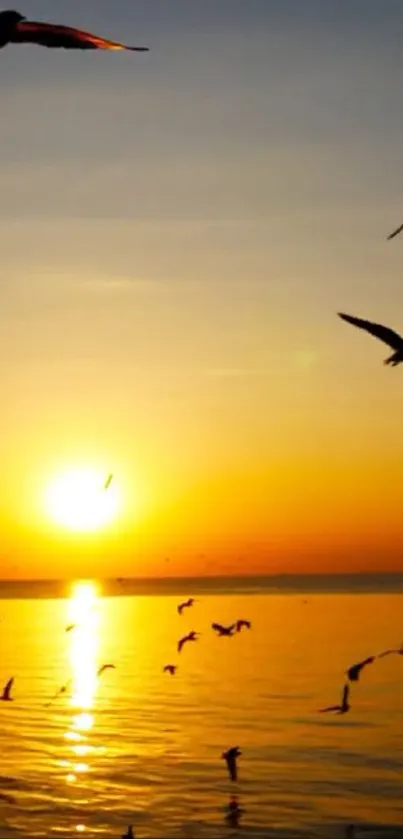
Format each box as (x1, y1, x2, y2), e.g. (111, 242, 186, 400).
(222, 746, 242, 782)
(97, 664, 115, 677)
(177, 631, 198, 653)
(177, 598, 196, 615)
(1, 678, 14, 701)
(163, 665, 177, 675)
(338, 312, 403, 366)
(65, 623, 76, 633)
(212, 622, 235, 637)
(346, 656, 375, 682)
(45, 679, 71, 707)
(122, 826, 135, 839)
(387, 222, 403, 241)
(319, 684, 350, 715)
(0, 11, 149, 52)
(104, 473, 113, 490)
(234, 619, 251, 632)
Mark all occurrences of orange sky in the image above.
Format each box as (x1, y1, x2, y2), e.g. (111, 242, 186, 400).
(2, 2, 403, 578)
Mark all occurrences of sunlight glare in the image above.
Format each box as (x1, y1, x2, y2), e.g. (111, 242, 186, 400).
(45, 467, 120, 533)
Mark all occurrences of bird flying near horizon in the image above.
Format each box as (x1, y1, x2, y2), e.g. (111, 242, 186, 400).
(222, 746, 242, 782)
(234, 619, 251, 632)
(163, 665, 177, 675)
(177, 631, 199, 653)
(177, 598, 196, 615)
(212, 622, 235, 637)
(338, 313, 403, 366)
(346, 656, 375, 682)
(0, 677, 14, 701)
(0, 11, 149, 52)
(319, 683, 350, 715)
(97, 664, 116, 677)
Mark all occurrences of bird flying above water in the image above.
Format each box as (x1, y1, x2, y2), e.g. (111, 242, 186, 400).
(212, 622, 235, 637)
(234, 619, 251, 632)
(338, 312, 403, 366)
(222, 746, 242, 782)
(378, 643, 403, 658)
(177, 598, 196, 615)
(0, 11, 149, 52)
(104, 473, 113, 490)
(177, 631, 199, 653)
(97, 664, 115, 677)
(346, 656, 375, 682)
(163, 665, 177, 675)
(319, 683, 350, 715)
(65, 623, 76, 633)
(0, 677, 14, 701)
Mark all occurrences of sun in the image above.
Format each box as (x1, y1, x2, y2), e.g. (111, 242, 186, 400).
(45, 467, 120, 533)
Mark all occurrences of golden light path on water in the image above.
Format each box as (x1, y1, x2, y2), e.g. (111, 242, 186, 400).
(63, 581, 100, 834)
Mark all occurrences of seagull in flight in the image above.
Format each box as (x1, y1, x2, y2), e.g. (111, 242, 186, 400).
(177, 598, 196, 615)
(387, 222, 403, 241)
(222, 746, 242, 782)
(65, 623, 76, 633)
(234, 619, 251, 632)
(104, 473, 113, 490)
(97, 664, 115, 677)
(212, 622, 235, 637)
(163, 665, 177, 675)
(177, 631, 199, 653)
(0, 11, 149, 52)
(319, 684, 350, 715)
(338, 312, 403, 366)
(0, 677, 14, 701)
(346, 656, 375, 682)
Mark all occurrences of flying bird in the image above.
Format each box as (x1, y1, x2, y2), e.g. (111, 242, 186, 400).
(65, 623, 76, 633)
(222, 746, 242, 782)
(163, 665, 177, 675)
(177, 631, 199, 653)
(0, 11, 149, 52)
(212, 622, 235, 637)
(234, 619, 251, 632)
(177, 598, 196, 615)
(97, 664, 115, 677)
(346, 656, 375, 682)
(387, 222, 403, 241)
(0, 677, 14, 701)
(319, 683, 350, 715)
(104, 473, 113, 490)
(338, 312, 403, 366)
(378, 643, 403, 658)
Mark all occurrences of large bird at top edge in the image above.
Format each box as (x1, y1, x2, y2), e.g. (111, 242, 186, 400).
(338, 312, 403, 366)
(0, 10, 149, 51)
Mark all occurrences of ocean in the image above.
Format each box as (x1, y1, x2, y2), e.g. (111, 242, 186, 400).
(0, 575, 402, 838)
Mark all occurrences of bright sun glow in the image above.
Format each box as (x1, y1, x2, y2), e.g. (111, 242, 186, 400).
(45, 468, 120, 532)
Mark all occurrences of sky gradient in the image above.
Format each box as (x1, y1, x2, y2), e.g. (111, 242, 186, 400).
(2, 1, 403, 578)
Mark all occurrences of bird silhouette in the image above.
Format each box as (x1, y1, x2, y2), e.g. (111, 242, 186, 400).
(338, 312, 403, 366)
(104, 473, 113, 490)
(0, 11, 149, 52)
(121, 826, 135, 839)
(234, 619, 251, 632)
(222, 746, 242, 782)
(65, 623, 76, 633)
(177, 631, 198, 653)
(346, 656, 374, 682)
(387, 222, 403, 241)
(0, 677, 14, 701)
(212, 622, 235, 637)
(177, 598, 196, 615)
(163, 665, 177, 675)
(319, 683, 350, 714)
(97, 664, 115, 677)
(378, 643, 403, 658)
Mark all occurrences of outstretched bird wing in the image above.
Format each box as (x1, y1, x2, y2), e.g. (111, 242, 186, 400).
(97, 664, 115, 676)
(338, 313, 403, 350)
(342, 684, 349, 706)
(3, 678, 14, 700)
(11, 20, 149, 51)
(212, 623, 225, 633)
(177, 636, 187, 653)
(318, 704, 341, 713)
(224, 752, 237, 781)
(387, 222, 403, 241)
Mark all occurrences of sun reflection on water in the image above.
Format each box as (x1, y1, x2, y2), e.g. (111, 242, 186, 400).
(63, 581, 100, 796)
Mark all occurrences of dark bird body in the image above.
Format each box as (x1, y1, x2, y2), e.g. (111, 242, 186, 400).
(177, 598, 195, 615)
(222, 746, 242, 782)
(234, 619, 251, 632)
(1, 677, 14, 701)
(163, 665, 176, 675)
(346, 656, 374, 682)
(0, 11, 149, 51)
(338, 312, 403, 366)
(212, 622, 235, 637)
(319, 684, 350, 715)
(177, 631, 198, 653)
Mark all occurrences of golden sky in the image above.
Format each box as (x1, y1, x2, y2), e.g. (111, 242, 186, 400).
(2, 1, 403, 577)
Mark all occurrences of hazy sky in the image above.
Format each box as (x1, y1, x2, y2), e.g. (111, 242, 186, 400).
(2, 1, 403, 578)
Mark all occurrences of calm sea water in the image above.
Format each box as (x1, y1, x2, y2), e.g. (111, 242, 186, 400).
(0, 576, 403, 838)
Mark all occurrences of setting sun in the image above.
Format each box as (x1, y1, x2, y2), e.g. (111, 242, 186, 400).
(44, 468, 120, 533)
